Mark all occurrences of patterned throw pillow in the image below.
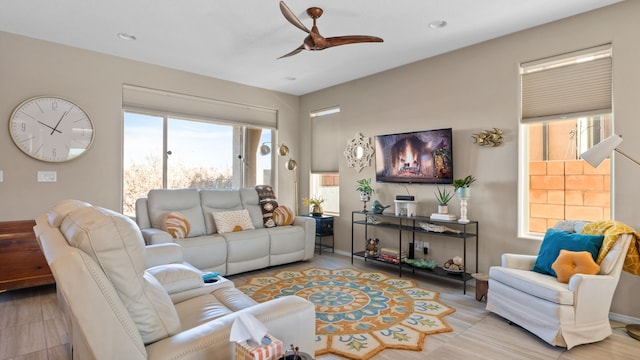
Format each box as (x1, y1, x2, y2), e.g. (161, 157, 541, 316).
(260, 199, 279, 228)
(256, 185, 279, 228)
(273, 205, 295, 226)
(163, 212, 190, 239)
(212, 209, 256, 234)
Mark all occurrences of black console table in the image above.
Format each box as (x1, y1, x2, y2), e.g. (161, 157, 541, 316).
(351, 211, 478, 293)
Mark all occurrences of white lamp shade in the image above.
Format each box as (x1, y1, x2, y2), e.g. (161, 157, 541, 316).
(580, 134, 623, 168)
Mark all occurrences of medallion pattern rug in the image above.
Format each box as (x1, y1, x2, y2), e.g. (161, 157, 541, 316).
(237, 268, 455, 359)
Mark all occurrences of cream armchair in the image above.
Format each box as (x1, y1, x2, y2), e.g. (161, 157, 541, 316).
(34, 200, 315, 360)
(486, 232, 632, 349)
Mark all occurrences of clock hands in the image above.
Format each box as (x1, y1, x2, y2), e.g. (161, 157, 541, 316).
(37, 121, 62, 134)
(50, 108, 70, 135)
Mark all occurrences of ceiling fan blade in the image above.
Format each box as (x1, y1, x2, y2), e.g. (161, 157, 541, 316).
(325, 36, 384, 48)
(279, 1, 309, 33)
(278, 45, 305, 59)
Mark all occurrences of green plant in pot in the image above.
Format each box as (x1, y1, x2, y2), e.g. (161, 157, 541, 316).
(434, 185, 454, 214)
(453, 175, 476, 199)
(453, 175, 476, 223)
(356, 178, 375, 212)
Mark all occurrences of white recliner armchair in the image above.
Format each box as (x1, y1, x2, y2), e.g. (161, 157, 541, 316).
(34, 200, 316, 359)
(486, 223, 632, 349)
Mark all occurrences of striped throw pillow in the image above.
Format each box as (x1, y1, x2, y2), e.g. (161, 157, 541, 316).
(163, 212, 190, 239)
(273, 205, 295, 226)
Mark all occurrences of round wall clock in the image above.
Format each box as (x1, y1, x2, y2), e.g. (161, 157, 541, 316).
(9, 96, 95, 162)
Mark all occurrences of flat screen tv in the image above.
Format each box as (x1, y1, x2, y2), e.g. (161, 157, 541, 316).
(375, 128, 453, 184)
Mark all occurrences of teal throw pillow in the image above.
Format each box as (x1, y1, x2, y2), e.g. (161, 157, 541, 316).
(532, 228, 604, 277)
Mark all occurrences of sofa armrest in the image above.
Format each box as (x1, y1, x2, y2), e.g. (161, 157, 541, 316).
(569, 273, 618, 324)
(293, 216, 316, 260)
(501, 253, 537, 270)
(145, 296, 315, 359)
(140, 228, 174, 245)
(145, 243, 184, 268)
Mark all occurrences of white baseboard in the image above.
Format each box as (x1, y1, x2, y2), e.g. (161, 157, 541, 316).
(610, 312, 640, 324)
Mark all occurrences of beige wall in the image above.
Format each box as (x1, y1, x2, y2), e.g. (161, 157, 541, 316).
(299, 1, 640, 319)
(2, 1, 639, 319)
(0, 32, 299, 220)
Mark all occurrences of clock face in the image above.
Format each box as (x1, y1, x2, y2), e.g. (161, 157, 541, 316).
(9, 96, 94, 162)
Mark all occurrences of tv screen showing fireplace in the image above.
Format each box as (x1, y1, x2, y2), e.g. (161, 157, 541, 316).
(374, 128, 453, 184)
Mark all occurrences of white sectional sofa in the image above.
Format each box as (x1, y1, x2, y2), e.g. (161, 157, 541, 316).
(34, 199, 316, 359)
(135, 188, 316, 275)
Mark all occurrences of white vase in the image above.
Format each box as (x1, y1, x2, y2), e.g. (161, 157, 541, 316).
(456, 187, 471, 223)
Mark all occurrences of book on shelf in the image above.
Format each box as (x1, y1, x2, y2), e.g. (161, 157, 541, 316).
(430, 213, 457, 221)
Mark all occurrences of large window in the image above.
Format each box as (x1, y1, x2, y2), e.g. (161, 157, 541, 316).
(519, 45, 613, 237)
(122, 111, 273, 216)
(309, 107, 341, 215)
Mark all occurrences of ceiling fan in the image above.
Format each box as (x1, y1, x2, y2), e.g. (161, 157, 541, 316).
(278, 1, 383, 59)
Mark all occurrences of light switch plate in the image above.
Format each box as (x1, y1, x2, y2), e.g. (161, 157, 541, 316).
(0, 170, 3, 182)
(37, 171, 57, 182)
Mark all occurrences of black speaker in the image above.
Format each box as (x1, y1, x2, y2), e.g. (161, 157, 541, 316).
(396, 195, 415, 201)
(408, 243, 415, 259)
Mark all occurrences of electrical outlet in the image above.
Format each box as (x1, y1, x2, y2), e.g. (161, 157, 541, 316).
(0, 170, 3, 182)
(414, 241, 422, 250)
(37, 171, 57, 182)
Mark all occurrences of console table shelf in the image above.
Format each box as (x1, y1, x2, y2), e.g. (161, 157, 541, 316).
(351, 211, 478, 293)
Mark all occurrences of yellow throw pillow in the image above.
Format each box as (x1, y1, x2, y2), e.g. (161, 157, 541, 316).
(551, 249, 601, 283)
(163, 212, 190, 239)
(273, 205, 295, 226)
(212, 209, 256, 234)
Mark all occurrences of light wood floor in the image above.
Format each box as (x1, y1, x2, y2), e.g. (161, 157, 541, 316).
(1, 251, 639, 359)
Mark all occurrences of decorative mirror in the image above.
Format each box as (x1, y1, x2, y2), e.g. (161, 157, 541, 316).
(344, 133, 375, 172)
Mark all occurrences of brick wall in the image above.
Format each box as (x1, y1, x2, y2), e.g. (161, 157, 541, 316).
(529, 159, 611, 233)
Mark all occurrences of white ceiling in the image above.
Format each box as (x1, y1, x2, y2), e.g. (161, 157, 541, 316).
(1, 0, 622, 96)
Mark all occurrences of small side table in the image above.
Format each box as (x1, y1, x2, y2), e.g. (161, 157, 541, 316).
(305, 214, 334, 255)
(472, 273, 489, 302)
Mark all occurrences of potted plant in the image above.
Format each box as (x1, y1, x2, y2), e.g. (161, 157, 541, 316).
(434, 185, 454, 214)
(356, 178, 375, 211)
(303, 195, 325, 216)
(453, 175, 476, 199)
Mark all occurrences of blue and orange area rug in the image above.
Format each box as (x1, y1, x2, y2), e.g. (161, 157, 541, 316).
(237, 268, 455, 359)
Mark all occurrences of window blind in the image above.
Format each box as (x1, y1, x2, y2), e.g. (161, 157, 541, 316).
(311, 107, 341, 173)
(122, 84, 277, 128)
(521, 45, 612, 123)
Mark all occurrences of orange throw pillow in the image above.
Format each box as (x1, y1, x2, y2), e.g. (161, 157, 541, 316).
(552, 249, 600, 283)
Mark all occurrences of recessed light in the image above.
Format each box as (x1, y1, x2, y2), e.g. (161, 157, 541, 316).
(285, 76, 296, 81)
(117, 33, 137, 41)
(428, 20, 447, 29)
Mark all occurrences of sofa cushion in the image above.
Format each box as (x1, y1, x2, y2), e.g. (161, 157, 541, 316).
(60, 205, 181, 344)
(240, 187, 268, 229)
(148, 189, 206, 237)
(48, 199, 91, 227)
(273, 205, 295, 226)
(147, 263, 204, 294)
(200, 190, 244, 234)
(163, 211, 191, 239)
(213, 209, 255, 233)
(532, 228, 604, 277)
(489, 266, 575, 305)
(551, 250, 600, 283)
